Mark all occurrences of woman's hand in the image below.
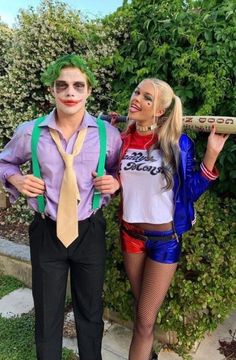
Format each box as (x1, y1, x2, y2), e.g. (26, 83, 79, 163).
(203, 125, 229, 171)
(207, 125, 229, 156)
(109, 111, 119, 126)
(92, 172, 120, 194)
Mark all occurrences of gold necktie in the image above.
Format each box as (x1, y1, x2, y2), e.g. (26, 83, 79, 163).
(50, 128, 87, 247)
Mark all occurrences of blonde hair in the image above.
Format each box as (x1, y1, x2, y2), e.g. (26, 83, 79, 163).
(129, 78, 183, 189)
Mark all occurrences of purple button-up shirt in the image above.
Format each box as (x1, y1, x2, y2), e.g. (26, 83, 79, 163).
(0, 109, 122, 221)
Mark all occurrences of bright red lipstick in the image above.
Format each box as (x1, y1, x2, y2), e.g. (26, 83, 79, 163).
(59, 99, 81, 106)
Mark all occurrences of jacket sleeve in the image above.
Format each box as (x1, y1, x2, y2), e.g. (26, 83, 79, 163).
(182, 135, 217, 202)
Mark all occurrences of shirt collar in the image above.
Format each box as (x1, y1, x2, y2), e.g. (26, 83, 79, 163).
(38, 109, 98, 130)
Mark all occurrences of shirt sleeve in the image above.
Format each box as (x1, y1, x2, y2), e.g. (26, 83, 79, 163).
(0, 123, 31, 202)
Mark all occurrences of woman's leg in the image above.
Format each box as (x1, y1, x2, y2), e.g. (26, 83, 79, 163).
(129, 258, 178, 360)
(123, 252, 146, 300)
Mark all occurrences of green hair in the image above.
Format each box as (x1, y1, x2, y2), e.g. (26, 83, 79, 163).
(41, 54, 97, 87)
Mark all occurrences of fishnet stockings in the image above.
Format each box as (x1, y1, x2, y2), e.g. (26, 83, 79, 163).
(124, 253, 178, 360)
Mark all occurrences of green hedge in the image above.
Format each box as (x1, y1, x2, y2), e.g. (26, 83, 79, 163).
(104, 192, 236, 357)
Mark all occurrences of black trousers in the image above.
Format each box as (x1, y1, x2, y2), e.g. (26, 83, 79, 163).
(29, 210, 106, 360)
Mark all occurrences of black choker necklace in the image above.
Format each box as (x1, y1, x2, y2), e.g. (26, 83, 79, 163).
(136, 123, 157, 132)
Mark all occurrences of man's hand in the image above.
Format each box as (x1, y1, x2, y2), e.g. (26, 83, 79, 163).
(8, 174, 45, 197)
(92, 172, 120, 194)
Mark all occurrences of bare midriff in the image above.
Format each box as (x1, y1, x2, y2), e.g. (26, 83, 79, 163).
(132, 221, 173, 231)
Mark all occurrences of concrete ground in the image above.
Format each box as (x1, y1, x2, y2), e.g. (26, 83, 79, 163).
(0, 287, 235, 359)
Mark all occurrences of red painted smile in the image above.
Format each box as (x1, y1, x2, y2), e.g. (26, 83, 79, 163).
(59, 99, 82, 106)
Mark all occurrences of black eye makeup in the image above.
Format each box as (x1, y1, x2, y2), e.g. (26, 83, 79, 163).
(55, 81, 86, 93)
(73, 82, 86, 93)
(132, 88, 153, 103)
(55, 81, 68, 92)
(74, 82, 85, 89)
(144, 94, 153, 102)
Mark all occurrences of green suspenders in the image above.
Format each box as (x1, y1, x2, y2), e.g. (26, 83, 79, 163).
(92, 117, 107, 209)
(31, 116, 46, 214)
(31, 115, 107, 214)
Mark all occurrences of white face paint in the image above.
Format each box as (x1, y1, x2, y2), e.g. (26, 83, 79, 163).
(51, 67, 91, 118)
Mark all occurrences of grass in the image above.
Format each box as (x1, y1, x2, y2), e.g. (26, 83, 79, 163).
(0, 275, 24, 298)
(0, 275, 77, 360)
(0, 313, 77, 360)
(0, 312, 36, 360)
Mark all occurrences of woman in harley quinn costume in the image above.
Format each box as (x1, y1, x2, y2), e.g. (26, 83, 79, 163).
(118, 78, 229, 360)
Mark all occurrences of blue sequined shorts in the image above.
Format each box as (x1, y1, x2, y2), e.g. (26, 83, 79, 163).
(121, 221, 181, 264)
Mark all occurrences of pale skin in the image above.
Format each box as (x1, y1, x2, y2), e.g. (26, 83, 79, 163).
(8, 67, 119, 197)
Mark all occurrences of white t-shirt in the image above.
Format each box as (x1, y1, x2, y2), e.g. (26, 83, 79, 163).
(120, 133, 173, 224)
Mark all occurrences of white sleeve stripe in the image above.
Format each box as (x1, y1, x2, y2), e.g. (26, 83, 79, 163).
(200, 162, 218, 180)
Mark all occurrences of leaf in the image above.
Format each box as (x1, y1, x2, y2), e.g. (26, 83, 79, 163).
(137, 40, 147, 54)
(229, 170, 236, 178)
(204, 31, 212, 42)
(144, 18, 152, 30)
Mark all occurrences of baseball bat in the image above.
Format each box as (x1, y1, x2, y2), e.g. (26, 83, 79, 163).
(99, 114, 236, 134)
